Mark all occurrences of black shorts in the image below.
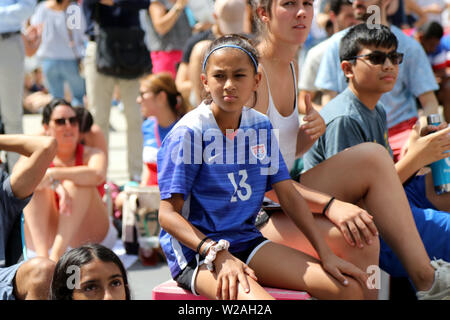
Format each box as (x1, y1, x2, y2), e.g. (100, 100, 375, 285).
(174, 236, 270, 295)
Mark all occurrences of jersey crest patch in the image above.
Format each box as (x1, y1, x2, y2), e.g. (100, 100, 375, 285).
(251, 144, 266, 160)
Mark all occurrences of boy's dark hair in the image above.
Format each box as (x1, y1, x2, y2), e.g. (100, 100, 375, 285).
(50, 243, 131, 300)
(418, 21, 444, 40)
(339, 24, 398, 63)
(74, 107, 94, 133)
(328, 0, 352, 15)
(42, 98, 74, 125)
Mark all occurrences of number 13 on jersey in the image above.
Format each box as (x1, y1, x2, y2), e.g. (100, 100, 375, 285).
(227, 170, 252, 202)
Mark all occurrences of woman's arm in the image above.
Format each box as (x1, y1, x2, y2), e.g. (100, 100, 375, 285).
(3, 135, 57, 199)
(149, 0, 188, 36)
(48, 146, 107, 186)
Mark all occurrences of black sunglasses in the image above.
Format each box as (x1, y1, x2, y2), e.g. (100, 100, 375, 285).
(52, 116, 78, 126)
(349, 51, 404, 65)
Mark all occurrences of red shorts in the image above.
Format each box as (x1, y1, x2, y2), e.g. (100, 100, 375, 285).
(388, 117, 418, 163)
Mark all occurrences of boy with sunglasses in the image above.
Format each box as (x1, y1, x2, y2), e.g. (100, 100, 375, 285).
(304, 23, 450, 300)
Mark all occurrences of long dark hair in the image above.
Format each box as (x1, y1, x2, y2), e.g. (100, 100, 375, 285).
(42, 98, 76, 125)
(50, 243, 131, 300)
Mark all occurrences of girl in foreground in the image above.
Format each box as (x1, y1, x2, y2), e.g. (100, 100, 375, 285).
(157, 35, 369, 300)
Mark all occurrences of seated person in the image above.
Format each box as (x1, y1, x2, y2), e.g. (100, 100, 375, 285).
(137, 72, 190, 186)
(303, 24, 450, 299)
(314, 0, 441, 162)
(0, 134, 57, 300)
(21, 99, 117, 262)
(113, 73, 190, 216)
(414, 21, 450, 123)
(74, 107, 108, 157)
(50, 243, 130, 300)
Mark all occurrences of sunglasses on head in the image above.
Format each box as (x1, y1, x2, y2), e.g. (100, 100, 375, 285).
(52, 116, 78, 126)
(349, 51, 404, 65)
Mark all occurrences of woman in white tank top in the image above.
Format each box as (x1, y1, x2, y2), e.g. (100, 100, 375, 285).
(251, 0, 439, 300)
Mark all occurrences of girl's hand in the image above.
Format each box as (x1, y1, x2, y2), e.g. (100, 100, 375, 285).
(55, 183, 72, 216)
(320, 252, 369, 289)
(325, 199, 379, 248)
(213, 250, 258, 300)
(300, 94, 326, 141)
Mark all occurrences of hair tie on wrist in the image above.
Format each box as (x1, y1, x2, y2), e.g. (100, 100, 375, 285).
(196, 236, 209, 254)
(322, 197, 336, 216)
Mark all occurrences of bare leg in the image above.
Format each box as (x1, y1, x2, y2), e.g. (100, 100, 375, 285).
(69, 186, 109, 248)
(49, 181, 103, 261)
(195, 265, 275, 300)
(299, 143, 435, 292)
(23, 188, 58, 257)
(260, 213, 379, 299)
(250, 242, 365, 300)
(194, 242, 365, 300)
(13, 257, 55, 300)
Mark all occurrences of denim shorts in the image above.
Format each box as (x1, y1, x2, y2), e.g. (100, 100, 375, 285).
(0, 262, 24, 300)
(175, 237, 270, 295)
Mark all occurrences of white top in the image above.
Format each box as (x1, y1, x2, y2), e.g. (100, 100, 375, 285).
(30, 2, 86, 60)
(261, 62, 299, 171)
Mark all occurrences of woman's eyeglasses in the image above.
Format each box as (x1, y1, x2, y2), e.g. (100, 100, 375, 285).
(52, 116, 78, 126)
(348, 51, 404, 65)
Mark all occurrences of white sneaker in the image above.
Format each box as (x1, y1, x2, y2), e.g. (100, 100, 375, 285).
(416, 259, 450, 300)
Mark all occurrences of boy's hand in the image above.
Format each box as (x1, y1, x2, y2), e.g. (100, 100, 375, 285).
(214, 250, 258, 300)
(300, 94, 326, 141)
(406, 121, 450, 167)
(325, 199, 378, 248)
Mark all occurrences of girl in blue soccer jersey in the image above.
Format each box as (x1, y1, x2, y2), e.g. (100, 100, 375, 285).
(157, 35, 369, 300)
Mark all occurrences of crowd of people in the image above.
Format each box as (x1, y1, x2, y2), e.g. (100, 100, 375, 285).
(0, 0, 449, 301)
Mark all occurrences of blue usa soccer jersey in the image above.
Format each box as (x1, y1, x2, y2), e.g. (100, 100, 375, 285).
(157, 102, 291, 278)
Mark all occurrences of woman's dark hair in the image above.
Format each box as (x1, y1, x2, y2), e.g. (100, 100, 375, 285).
(42, 98, 75, 125)
(50, 243, 131, 300)
(202, 34, 259, 107)
(74, 107, 94, 133)
(339, 24, 399, 63)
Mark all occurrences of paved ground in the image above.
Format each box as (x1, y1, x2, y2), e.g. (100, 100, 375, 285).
(23, 107, 171, 300)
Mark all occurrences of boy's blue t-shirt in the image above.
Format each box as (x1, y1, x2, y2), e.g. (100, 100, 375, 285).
(303, 88, 393, 171)
(157, 102, 291, 278)
(315, 25, 439, 129)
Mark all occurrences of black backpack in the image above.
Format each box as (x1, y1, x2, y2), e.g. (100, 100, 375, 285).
(95, 26, 152, 79)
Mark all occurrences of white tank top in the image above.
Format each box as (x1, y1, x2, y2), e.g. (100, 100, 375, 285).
(261, 62, 299, 171)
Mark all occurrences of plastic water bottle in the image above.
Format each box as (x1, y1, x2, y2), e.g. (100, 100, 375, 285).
(427, 114, 450, 194)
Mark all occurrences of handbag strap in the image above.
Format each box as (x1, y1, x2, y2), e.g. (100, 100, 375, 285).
(64, 10, 80, 61)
